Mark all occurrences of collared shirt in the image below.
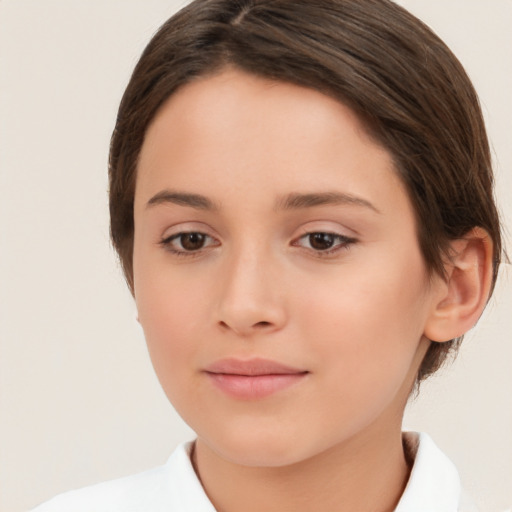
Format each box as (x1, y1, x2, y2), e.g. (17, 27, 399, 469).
(396, 432, 478, 512)
(30, 432, 477, 512)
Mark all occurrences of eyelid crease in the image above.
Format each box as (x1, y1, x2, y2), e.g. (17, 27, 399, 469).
(293, 220, 361, 239)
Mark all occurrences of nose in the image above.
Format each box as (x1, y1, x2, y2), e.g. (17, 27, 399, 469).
(215, 247, 287, 337)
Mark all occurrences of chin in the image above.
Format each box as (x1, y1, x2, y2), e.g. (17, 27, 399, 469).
(197, 417, 352, 470)
(197, 424, 315, 468)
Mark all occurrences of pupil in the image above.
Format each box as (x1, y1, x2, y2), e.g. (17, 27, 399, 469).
(309, 233, 334, 250)
(181, 233, 205, 251)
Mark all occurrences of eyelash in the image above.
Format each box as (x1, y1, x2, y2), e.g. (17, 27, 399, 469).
(292, 232, 357, 257)
(159, 231, 357, 258)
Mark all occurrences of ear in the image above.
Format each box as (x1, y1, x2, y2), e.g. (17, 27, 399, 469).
(424, 227, 494, 343)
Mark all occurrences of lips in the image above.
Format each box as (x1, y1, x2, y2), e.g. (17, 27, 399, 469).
(203, 358, 309, 400)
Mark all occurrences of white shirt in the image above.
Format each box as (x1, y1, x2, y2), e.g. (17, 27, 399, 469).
(30, 432, 477, 512)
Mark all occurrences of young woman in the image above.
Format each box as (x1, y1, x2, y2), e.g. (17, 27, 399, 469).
(31, 0, 503, 510)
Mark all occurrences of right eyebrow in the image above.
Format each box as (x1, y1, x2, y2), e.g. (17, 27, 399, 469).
(145, 190, 219, 211)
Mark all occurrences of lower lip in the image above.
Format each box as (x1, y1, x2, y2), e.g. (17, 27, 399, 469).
(205, 372, 308, 400)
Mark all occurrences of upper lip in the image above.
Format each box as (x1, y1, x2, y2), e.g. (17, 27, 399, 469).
(204, 358, 308, 376)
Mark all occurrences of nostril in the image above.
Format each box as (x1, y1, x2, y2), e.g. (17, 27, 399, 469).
(255, 321, 272, 328)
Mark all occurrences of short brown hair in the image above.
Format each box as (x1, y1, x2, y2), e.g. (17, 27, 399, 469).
(109, 0, 502, 382)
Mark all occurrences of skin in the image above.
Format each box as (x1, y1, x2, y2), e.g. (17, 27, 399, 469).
(132, 68, 448, 512)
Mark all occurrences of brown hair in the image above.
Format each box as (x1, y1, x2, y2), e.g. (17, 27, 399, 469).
(109, 0, 502, 382)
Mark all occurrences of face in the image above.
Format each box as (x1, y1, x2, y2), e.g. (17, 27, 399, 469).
(133, 68, 438, 468)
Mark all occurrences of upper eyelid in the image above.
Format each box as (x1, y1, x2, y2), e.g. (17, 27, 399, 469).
(297, 231, 353, 239)
(293, 224, 358, 240)
(160, 222, 218, 239)
(158, 219, 358, 242)
(162, 230, 213, 240)
(292, 217, 359, 233)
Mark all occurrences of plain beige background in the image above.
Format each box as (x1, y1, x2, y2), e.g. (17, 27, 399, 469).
(0, 1, 510, 511)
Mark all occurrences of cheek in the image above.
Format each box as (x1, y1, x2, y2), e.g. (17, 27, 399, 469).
(293, 253, 429, 386)
(133, 261, 207, 393)
(136, 271, 193, 337)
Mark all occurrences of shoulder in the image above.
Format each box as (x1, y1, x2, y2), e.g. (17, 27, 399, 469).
(29, 441, 215, 512)
(29, 464, 168, 512)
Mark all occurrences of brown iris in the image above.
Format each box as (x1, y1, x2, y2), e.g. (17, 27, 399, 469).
(308, 233, 336, 250)
(179, 233, 206, 251)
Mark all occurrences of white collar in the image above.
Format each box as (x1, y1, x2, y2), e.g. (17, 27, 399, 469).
(168, 432, 472, 512)
(395, 432, 475, 512)
(31, 432, 473, 511)
(162, 441, 216, 511)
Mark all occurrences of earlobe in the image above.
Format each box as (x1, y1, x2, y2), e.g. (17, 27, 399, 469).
(424, 227, 494, 343)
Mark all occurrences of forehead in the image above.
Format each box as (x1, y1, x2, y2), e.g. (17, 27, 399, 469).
(140, 68, 379, 163)
(135, 68, 408, 218)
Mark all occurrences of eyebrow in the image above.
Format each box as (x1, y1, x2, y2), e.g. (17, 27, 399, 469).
(146, 190, 219, 211)
(145, 189, 379, 214)
(275, 191, 380, 213)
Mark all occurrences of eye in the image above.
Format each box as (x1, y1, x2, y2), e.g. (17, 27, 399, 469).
(293, 232, 356, 254)
(160, 231, 218, 255)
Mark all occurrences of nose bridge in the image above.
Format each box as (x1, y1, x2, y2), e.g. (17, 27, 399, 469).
(216, 237, 286, 335)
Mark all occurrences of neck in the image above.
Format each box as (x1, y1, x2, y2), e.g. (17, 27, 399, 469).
(193, 420, 411, 512)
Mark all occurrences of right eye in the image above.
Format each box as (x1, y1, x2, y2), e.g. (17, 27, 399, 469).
(160, 231, 219, 255)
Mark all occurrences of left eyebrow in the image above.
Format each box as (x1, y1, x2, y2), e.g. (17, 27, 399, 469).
(275, 192, 380, 213)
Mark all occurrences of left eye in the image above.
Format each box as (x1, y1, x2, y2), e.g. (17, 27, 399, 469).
(294, 232, 355, 252)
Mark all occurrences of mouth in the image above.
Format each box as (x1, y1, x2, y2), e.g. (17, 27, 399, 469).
(203, 358, 309, 400)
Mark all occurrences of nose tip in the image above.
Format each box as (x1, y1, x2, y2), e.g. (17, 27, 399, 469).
(217, 303, 286, 337)
(215, 256, 287, 337)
